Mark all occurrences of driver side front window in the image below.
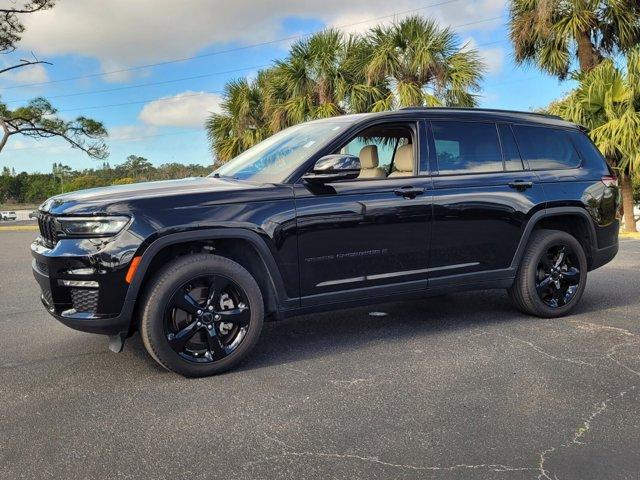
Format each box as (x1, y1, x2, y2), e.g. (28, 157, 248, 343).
(336, 123, 415, 179)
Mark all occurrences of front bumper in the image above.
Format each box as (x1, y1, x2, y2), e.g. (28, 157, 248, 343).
(31, 232, 142, 336)
(32, 259, 134, 335)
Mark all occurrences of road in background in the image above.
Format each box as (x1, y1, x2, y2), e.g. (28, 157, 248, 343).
(1, 230, 639, 480)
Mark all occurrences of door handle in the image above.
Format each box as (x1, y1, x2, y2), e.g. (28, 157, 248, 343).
(508, 180, 533, 191)
(394, 186, 424, 199)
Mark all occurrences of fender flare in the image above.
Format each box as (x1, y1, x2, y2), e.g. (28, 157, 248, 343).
(509, 207, 597, 269)
(124, 228, 290, 310)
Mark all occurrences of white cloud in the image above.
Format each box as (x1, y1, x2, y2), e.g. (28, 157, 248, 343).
(109, 124, 157, 141)
(138, 91, 223, 128)
(463, 38, 505, 75)
(480, 47, 505, 74)
(1, 63, 49, 84)
(18, 0, 507, 80)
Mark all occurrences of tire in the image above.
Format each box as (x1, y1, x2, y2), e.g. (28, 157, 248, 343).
(140, 254, 264, 377)
(508, 229, 588, 318)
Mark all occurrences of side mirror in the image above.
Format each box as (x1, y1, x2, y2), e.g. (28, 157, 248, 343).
(302, 154, 360, 184)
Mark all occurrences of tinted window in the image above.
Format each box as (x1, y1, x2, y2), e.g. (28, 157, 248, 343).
(497, 124, 524, 171)
(512, 125, 581, 170)
(569, 131, 608, 173)
(432, 121, 502, 174)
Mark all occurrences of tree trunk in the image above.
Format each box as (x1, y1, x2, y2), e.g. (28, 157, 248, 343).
(576, 30, 599, 72)
(620, 172, 637, 233)
(317, 78, 333, 105)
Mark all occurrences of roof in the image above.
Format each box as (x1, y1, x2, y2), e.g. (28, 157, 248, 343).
(314, 107, 579, 130)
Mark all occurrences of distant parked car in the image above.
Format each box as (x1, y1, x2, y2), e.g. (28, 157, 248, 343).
(29, 211, 38, 219)
(1, 211, 17, 221)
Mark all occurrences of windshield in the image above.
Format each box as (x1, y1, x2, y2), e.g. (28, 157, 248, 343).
(211, 120, 350, 183)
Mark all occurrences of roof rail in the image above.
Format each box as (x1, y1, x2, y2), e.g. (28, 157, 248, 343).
(397, 106, 563, 120)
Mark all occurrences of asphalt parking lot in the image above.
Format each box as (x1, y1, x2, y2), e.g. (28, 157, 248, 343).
(1, 230, 639, 480)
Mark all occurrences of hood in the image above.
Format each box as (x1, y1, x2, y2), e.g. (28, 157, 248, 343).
(41, 176, 262, 215)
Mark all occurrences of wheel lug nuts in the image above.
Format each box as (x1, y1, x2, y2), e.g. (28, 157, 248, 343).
(196, 321, 202, 327)
(197, 310, 202, 315)
(214, 314, 221, 320)
(208, 305, 214, 311)
(207, 325, 212, 330)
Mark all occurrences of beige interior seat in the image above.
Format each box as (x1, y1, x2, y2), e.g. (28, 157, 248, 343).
(358, 145, 387, 179)
(388, 144, 414, 177)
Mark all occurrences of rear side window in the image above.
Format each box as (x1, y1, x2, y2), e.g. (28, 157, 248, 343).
(512, 125, 581, 170)
(432, 121, 502, 174)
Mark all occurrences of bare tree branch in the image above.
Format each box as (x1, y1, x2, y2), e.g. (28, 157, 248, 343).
(0, 1, 54, 15)
(0, 1, 55, 54)
(0, 58, 52, 75)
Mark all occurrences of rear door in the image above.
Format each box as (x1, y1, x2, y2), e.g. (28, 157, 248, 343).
(427, 120, 545, 287)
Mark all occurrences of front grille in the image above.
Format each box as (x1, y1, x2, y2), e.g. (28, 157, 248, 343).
(70, 288, 99, 313)
(37, 213, 59, 247)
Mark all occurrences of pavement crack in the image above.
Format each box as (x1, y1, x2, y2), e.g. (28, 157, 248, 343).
(536, 388, 634, 480)
(605, 341, 640, 378)
(329, 377, 375, 387)
(476, 331, 596, 367)
(566, 320, 640, 378)
(569, 320, 637, 338)
(252, 434, 536, 474)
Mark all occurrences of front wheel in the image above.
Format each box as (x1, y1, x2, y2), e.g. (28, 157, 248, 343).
(140, 254, 264, 377)
(508, 229, 587, 318)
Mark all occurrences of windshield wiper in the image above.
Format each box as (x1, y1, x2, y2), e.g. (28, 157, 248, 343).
(210, 172, 240, 180)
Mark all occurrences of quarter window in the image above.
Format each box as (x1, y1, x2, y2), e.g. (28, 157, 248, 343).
(432, 121, 503, 174)
(512, 125, 581, 170)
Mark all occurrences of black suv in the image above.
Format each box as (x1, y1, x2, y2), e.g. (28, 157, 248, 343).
(31, 108, 620, 377)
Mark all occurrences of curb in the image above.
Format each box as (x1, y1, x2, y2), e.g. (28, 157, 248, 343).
(619, 232, 640, 240)
(0, 225, 39, 232)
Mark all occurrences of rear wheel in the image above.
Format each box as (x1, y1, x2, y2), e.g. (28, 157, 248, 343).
(140, 254, 264, 377)
(508, 229, 587, 318)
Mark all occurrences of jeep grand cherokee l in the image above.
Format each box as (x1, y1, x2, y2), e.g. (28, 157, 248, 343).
(31, 108, 620, 377)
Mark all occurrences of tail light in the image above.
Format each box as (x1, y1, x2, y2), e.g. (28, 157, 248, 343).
(601, 175, 618, 188)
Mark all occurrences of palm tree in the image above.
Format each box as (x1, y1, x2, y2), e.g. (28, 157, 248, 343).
(206, 17, 484, 160)
(550, 48, 640, 232)
(336, 35, 393, 114)
(364, 15, 485, 108)
(509, 0, 640, 79)
(265, 29, 388, 130)
(205, 72, 272, 163)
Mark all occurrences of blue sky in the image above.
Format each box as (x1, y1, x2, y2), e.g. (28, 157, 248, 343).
(0, 0, 574, 174)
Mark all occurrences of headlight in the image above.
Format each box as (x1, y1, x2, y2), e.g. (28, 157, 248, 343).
(57, 216, 130, 237)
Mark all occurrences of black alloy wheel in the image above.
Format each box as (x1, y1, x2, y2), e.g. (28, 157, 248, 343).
(140, 254, 264, 377)
(508, 229, 587, 318)
(165, 275, 251, 363)
(534, 244, 581, 308)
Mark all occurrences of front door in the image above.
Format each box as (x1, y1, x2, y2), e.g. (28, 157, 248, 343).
(294, 121, 433, 305)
